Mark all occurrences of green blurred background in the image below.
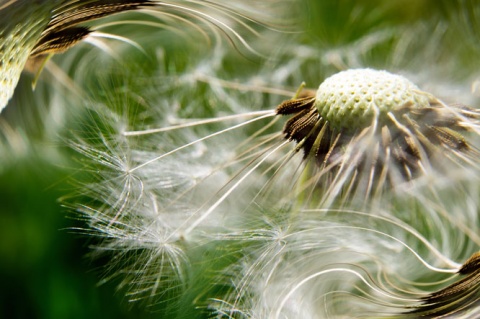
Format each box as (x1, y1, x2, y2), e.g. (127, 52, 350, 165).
(0, 82, 158, 318)
(0, 1, 478, 318)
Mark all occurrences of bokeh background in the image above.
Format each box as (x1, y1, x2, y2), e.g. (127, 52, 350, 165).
(1, 1, 479, 318)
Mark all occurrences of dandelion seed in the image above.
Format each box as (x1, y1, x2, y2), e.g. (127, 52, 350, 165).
(408, 251, 480, 318)
(459, 252, 480, 275)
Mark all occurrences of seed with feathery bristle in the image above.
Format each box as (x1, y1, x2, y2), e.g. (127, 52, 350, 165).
(459, 251, 480, 275)
(408, 251, 480, 317)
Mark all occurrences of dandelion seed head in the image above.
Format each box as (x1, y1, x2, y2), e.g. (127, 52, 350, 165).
(276, 67, 480, 206)
(315, 68, 431, 131)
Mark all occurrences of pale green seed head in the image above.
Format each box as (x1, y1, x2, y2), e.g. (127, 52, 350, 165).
(314, 69, 432, 130)
(0, 1, 55, 111)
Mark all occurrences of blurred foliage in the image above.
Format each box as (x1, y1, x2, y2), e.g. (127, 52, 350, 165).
(0, 85, 157, 318)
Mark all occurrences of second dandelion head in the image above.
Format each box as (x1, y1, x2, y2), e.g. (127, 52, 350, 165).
(276, 68, 480, 204)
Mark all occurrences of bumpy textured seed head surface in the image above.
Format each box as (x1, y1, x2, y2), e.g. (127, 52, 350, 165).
(0, 1, 54, 111)
(314, 69, 431, 130)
